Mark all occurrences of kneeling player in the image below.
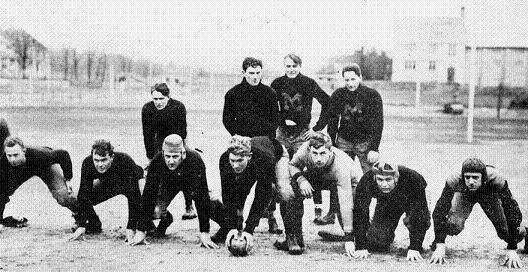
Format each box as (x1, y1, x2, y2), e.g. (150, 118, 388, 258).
(275, 132, 362, 255)
(349, 161, 431, 262)
(210, 135, 288, 254)
(430, 157, 525, 269)
(69, 140, 143, 243)
(131, 134, 220, 249)
(1, 136, 78, 228)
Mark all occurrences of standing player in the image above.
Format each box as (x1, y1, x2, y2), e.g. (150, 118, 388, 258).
(274, 132, 362, 255)
(142, 82, 196, 220)
(131, 134, 219, 249)
(345, 161, 431, 262)
(324, 64, 383, 225)
(210, 135, 288, 251)
(271, 53, 333, 225)
(0, 136, 78, 228)
(69, 140, 143, 243)
(222, 57, 281, 233)
(328, 63, 383, 174)
(430, 157, 525, 269)
(0, 118, 9, 149)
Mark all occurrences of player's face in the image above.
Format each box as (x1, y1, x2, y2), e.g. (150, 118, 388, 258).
(229, 153, 251, 174)
(343, 71, 362, 91)
(375, 174, 396, 193)
(164, 151, 183, 171)
(243, 66, 262, 86)
(284, 57, 301, 78)
(309, 146, 331, 168)
(151, 91, 169, 110)
(92, 152, 114, 173)
(4, 144, 26, 167)
(464, 172, 482, 191)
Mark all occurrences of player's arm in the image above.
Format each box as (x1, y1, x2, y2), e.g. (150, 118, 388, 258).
(429, 180, 456, 264)
(141, 106, 156, 159)
(352, 173, 373, 254)
(326, 92, 341, 145)
(366, 91, 383, 151)
(311, 81, 331, 132)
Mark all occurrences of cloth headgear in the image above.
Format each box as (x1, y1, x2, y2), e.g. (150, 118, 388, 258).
(162, 134, 184, 153)
(461, 157, 487, 183)
(372, 161, 399, 180)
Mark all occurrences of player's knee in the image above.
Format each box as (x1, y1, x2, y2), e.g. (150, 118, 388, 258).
(446, 218, 465, 235)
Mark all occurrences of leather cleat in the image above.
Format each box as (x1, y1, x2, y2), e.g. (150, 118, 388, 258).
(182, 206, 197, 220)
(315, 212, 335, 225)
(268, 213, 283, 234)
(313, 208, 323, 224)
(287, 235, 304, 255)
(273, 239, 289, 251)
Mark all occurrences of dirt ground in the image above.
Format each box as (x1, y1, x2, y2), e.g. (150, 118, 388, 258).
(1, 106, 527, 271)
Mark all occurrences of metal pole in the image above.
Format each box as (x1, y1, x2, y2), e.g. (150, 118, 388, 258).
(467, 46, 476, 143)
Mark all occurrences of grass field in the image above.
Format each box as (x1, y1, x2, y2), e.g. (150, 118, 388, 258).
(0, 106, 527, 271)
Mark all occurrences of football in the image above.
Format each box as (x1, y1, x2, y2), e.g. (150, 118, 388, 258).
(227, 232, 249, 257)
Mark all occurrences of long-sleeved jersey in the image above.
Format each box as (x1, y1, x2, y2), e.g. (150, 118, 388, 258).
(432, 166, 523, 249)
(271, 73, 331, 132)
(219, 136, 282, 234)
(222, 78, 279, 138)
(142, 98, 187, 159)
(77, 152, 143, 230)
(328, 84, 383, 151)
(353, 165, 430, 251)
(140, 150, 211, 232)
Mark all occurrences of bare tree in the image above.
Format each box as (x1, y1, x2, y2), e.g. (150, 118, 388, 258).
(63, 48, 69, 80)
(100, 54, 107, 83)
(86, 51, 94, 84)
(2, 29, 46, 79)
(72, 49, 79, 82)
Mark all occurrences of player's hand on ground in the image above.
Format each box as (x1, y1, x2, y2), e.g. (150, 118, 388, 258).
(129, 231, 148, 246)
(429, 243, 447, 264)
(406, 249, 423, 262)
(225, 229, 239, 247)
(302, 129, 315, 141)
(519, 221, 528, 237)
(353, 249, 370, 259)
(240, 231, 254, 251)
(125, 229, 135, 244)
(297, 177, 314, 198)
(68, 227, 86, 241)
(503, 250, 523, 269)
(367, 151, 380, 164)
(345, 241, 356, 257)
(199, 232, 220, 249)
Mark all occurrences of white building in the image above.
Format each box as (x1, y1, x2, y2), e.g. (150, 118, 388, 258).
(392, 7, 528, 87)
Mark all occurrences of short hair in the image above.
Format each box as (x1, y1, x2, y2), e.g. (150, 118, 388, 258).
(308, 132, 332, 149)
(342, 63, 362, 77)
(227, 135, 252, 157)
(151, 83, 170, 96)
(284, 53, 302, 66)
(91, 139, 114, 157)
(242, 57, 263, 71)
(3, 136, 24, 150)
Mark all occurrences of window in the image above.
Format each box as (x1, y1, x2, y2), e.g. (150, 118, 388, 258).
(515, 60, 524, 66)
(405, 60, 416, 70)
(429, 43, 438, 53)
(406, 43, 416, 52)
(448, 43, 456, 56)
(429, 61, 436, 71)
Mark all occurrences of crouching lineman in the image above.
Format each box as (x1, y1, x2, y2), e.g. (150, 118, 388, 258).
(130, 134, 219, 248)
(430, 157, 525, 269)
(0, 136, 78, 228)
(69, 140, 143, 243)
(346, 161, 431, 262)
(274, 132, 363, 255)
(209, 135, 288, 253)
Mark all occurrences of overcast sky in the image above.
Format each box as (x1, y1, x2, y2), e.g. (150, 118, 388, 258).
(1, 0, 527, 73)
